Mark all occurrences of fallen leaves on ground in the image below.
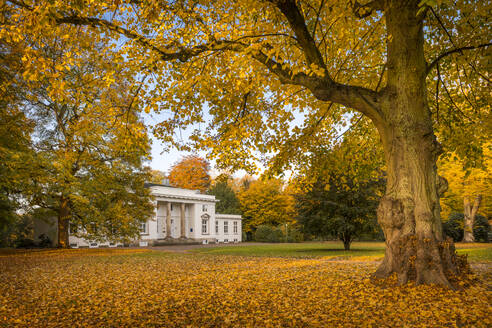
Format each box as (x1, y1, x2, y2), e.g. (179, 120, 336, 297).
(0, 249, 490, 327)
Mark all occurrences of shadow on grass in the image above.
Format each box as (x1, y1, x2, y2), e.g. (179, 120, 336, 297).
(295, 248, 383, 253)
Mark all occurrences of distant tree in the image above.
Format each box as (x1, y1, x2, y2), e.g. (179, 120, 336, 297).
(237, 175, 255, 192)
(238, 178, 296, 233)
(168, 155, 211, 192)
(149, 170, 167, 184)
(438, 143, 491, 221)
(208, 178, 241, 215)
(438, 143, 490, 243)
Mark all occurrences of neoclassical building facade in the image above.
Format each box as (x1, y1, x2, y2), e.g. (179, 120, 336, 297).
(66, 183, 242, 248)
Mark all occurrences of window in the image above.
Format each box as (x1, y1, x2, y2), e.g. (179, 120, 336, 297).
(202, 204, 207, 212)
(202, 219, 208, 234)
(215, 221, 219, 234)
(224, 221, 229, 234)
(233, 221, 238, 234)
(140, 222, 148, 234)
(171, 204, 174, 211)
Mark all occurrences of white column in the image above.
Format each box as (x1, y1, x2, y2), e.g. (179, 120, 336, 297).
(166, 202, 171, 238)
(180, 203, 186, 238)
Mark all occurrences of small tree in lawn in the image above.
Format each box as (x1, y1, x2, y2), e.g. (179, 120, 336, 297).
(294, 118, 385, 250)
(297, 175, 383, 251)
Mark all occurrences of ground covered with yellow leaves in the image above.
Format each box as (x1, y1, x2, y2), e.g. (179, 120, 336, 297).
(1, 249, 491, 327)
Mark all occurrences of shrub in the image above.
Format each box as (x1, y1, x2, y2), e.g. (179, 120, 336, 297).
(254, 225, 283, 243)
(442, 213, 464, 242)
(15, 238, 36, 248)
(285, 226, 304, 243)
(38, 233, 53, 248)
(474, 215, 490, 242)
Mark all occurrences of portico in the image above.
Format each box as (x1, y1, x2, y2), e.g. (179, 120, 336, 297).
(153, 200, 196, 240)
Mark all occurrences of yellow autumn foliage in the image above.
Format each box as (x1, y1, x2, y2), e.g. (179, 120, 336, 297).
(0, 249, 490, 327)
(439, 143, 491, 219)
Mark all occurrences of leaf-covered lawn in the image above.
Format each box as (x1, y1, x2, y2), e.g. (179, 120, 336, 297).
(192, 241, 492, 262)
(0, 249, 490, 327)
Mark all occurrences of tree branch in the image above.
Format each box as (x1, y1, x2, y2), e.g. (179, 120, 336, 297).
(426, 42, 491, 75)
(268, 0, 327, 70)
(26, 4, 382, 124)
(350, 0, 384, 18)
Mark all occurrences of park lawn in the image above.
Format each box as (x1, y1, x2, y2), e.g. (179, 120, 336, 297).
(192, 241, 492, 262)
(0, 249, 491, 327)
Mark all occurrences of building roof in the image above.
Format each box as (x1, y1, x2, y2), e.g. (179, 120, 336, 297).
(215, 214, 242, 220)
(144, 182, 174, 188)
(148, 184, 218, 203)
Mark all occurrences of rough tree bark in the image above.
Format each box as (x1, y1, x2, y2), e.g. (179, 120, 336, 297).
(372, 0, 460, 287)
(57, 196, 70, 248)
(462, 195, 482, 243)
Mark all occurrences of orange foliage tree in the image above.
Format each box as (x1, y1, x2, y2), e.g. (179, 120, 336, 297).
(168, 155, 211, 192)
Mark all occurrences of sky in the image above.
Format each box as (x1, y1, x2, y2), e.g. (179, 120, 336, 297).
(144, 112, 205, 174)
(144, 109, 246, 179)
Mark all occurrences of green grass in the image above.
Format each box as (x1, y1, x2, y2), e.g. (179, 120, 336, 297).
(192, 241, 386, 259)
(192, 241, 492, 262)
(456, 247, 492, 262)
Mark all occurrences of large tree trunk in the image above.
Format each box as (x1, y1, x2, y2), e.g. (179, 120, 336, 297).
(373, 1, 461, 287)
(462, 195, 482, 242)
(57, 196, 70, 248)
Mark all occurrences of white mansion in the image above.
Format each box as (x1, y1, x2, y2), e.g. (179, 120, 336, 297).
(35, 183, 242, 248)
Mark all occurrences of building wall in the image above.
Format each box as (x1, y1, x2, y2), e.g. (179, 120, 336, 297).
(214, 218, 243, 243)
